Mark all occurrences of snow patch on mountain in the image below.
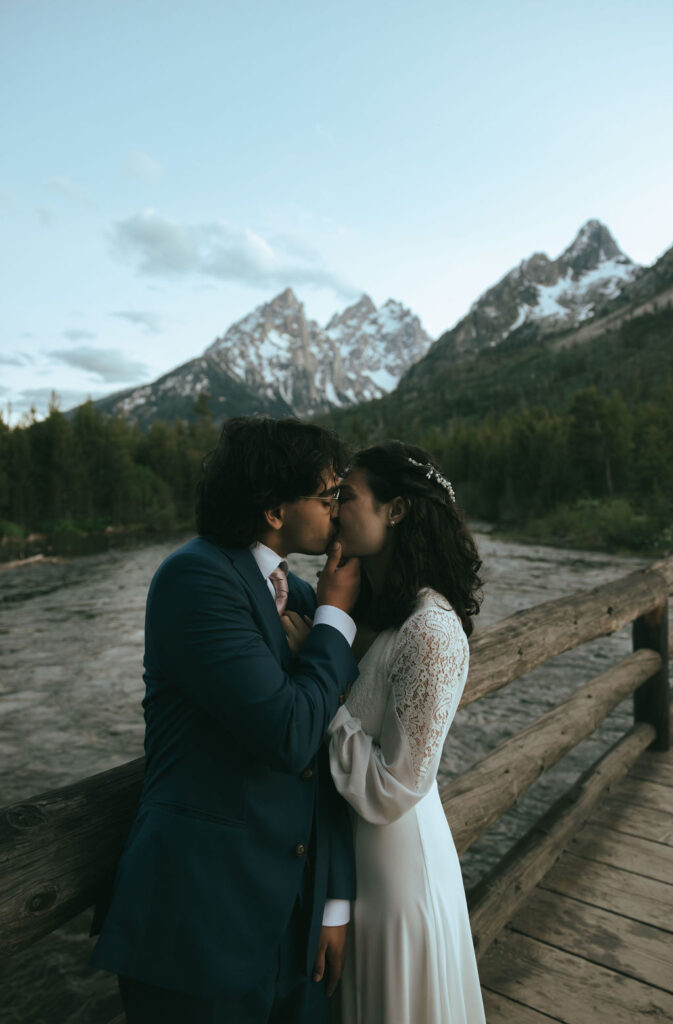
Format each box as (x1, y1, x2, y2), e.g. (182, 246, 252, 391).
(102, 287, 433, 423)
(439, 220, 642, 357)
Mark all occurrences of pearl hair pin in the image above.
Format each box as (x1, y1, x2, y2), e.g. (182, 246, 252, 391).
(407, 457, 456, 502)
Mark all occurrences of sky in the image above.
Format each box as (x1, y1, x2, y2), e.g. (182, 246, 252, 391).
(2, 0, 672, 422)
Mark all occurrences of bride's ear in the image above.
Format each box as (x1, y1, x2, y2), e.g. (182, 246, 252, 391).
(388, 496, 408, 526)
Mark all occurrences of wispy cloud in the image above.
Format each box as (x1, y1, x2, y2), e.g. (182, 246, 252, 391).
(110, 209, 358, 297)
(46, 345, 149, 383)
(35, 206, 56, 227)
(12, 387, 107, 417)
(111, 309, 164, 333)
(47, 177, 97, 209)
(0, 353, 31, 367)
(122, 150, 162, 183)
(269, 234, 324, 263)
(62, 328, 97, 342)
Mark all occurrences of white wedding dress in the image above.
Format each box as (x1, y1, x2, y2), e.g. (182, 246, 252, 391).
(327, 588, 486, 1024)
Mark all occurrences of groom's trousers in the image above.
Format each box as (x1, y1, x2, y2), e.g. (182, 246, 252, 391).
(118, 876, 330, 1024)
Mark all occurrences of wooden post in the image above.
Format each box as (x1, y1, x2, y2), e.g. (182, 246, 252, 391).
(633, 599, 670, 750)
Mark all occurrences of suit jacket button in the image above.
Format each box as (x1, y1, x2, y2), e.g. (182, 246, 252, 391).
(301, 768, 314, 781)
(295, 843, 307, 857)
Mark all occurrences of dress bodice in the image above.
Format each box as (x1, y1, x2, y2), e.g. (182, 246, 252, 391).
(345, 627, 397, 741)
(328, 588, 469, 823)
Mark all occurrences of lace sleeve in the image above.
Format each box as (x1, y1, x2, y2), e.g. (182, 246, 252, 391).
(390, 604, 469, 788)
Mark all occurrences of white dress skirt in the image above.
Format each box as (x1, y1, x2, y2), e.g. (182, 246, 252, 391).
(327, 588, 486, 1024)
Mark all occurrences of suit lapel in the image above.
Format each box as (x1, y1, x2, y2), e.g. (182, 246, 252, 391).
(220, 545, 291, 667)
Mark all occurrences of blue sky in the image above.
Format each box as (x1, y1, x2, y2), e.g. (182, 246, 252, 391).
(2, 0, 672, 421)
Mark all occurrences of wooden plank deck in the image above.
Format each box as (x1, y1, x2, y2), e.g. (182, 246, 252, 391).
(479, 736, 673, 1022)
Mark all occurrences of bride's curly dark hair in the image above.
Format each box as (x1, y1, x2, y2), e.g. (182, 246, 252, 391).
(350, 441, 483, 637)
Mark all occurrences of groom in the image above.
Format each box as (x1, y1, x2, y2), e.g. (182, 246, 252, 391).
(92, 416, 360, 1023)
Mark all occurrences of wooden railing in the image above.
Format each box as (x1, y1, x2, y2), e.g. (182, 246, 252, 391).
(1, 556, 671, 966)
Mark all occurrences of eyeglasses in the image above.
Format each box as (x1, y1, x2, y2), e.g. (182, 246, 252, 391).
(302, 488, 341, 510)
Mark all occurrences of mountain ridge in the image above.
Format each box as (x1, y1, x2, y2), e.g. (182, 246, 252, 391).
(321, 231, 673, 439)
(93, 289, 432, 426)
(88, 219, 667, 431)
(417, 219, 641, 368)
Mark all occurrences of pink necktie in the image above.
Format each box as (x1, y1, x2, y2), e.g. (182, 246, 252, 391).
(269, 564, 289, 615)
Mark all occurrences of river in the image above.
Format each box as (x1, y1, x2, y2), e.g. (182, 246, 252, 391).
(0, 532, 657, 1022)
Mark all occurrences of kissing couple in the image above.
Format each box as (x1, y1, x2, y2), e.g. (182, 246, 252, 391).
(92, 416, 486, 1024)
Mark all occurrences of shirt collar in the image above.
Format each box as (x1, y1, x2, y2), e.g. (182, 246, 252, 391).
(249, 541, 288, 580)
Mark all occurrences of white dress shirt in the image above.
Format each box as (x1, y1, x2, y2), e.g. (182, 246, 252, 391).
(250, 542, 352, 927)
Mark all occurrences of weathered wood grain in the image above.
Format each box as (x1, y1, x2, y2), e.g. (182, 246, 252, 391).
(467, 722, 655, 959)
(510, 888, 673, 992)
(0, 758, 144, 957)
(569, 823, 673, 884)
(650, 556, 673, 591)
(540, 852, 673, 931)
(614, 776, 673, 814)
(462, 558, 673, 707)
(629, 758, 673, 788)
(481, 988, 561, 1023)
(592, 798, 673, 846)
(638, 743, 673, 769)
(442, 650, 660, 854)
(479, 930, 673, 1024)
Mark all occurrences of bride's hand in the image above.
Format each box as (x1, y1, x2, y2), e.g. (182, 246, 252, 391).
(281, 611, 313, 654)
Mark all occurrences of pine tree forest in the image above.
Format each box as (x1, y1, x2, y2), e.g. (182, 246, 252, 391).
(2, 379, 672, 559)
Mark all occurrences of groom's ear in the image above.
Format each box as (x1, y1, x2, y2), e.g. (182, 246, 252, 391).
(263, 506, 285, 531)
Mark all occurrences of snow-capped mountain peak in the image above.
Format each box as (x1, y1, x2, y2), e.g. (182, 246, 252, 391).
(325, 294, 431, 401)
(99, 289, 432, 426)
(441, 220, 641, 356)
(560, 219, 623, 273)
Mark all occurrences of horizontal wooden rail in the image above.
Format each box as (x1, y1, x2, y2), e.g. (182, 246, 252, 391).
(461, 556, 673, 708)
(650, 557, 673, 591)
(0, 758, 144, 957)
(467, 720, 657, 959)
(442, 648, 661, 854)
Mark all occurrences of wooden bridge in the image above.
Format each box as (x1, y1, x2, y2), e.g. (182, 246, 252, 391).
(1, 555, 672, 1022)
(479, 734, 673, 1022)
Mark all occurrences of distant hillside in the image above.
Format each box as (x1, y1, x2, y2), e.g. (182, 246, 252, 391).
(317, 235, 673, 553)
(7, 221, 672, 556)
(322, 239, 673, 440)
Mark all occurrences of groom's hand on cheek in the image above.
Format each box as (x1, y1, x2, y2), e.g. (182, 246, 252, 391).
(313, 923, 348, 996)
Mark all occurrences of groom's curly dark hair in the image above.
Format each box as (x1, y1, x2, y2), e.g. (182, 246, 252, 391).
(350, 441, 483, 637)
(196, 416, 349, 547)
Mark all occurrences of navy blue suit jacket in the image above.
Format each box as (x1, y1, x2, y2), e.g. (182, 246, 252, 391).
(92, 536, 358, 997)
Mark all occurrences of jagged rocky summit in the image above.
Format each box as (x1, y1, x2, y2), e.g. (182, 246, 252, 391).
(432, 219, 641, 359)
(96, 289, 431, 426)
(90, 218, 652, 429)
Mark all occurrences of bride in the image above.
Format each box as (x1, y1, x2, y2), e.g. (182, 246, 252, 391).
(326, 441, 485, 1024)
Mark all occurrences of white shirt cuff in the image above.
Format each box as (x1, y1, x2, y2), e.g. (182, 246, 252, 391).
(313, 605, 356, 646)
(322, 898, 351, 926)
